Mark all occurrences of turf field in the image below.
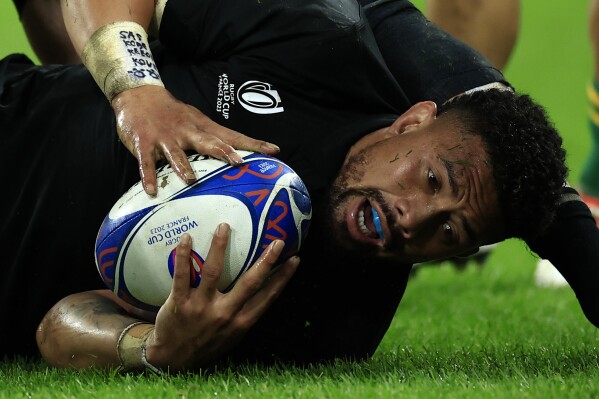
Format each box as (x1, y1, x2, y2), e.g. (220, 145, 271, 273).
(1, 1, 598, 398)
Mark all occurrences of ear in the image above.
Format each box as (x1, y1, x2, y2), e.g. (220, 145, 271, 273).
(389, 101, 438, 135)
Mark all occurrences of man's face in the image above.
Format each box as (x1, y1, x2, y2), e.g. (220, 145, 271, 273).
(326, 102, 505, 264)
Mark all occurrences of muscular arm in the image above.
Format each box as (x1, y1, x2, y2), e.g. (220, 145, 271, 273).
(37, 230, 299, 370)
(60, 0, 155, 54)
(58, 0, 280, 196)
(36, 290, 144, 368)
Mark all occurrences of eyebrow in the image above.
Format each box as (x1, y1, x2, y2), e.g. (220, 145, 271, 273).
(441, 158, 459, 197)
(441, 158, 475, 242)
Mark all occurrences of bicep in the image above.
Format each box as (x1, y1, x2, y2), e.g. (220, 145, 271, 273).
(36, 290, 152, 368)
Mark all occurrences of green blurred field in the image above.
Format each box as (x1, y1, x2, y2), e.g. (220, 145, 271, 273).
(1, 1, 597, 398)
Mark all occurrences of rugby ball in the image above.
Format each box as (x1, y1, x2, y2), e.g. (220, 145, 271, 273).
(95, 151, 311, 311)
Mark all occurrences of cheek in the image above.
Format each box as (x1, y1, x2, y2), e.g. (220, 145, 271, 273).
(390, 159, 420, 191)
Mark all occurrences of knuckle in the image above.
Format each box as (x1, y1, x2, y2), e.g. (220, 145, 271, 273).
(211, 233, 228, 248)
(239, 275, 262, 293)
(213, 312, 232, 328)
(202, 265, 221, 281)
(231, 316, 252, 332)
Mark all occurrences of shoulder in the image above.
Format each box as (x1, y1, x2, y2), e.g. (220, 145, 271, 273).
(286, 0, 364, 29)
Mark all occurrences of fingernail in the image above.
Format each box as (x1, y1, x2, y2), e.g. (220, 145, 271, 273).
(181, 233, 191, 245)
(216, 223, 229, 237)
(288, 256, 300, 268)
(145, 184, 156, 196)
(261, 143, 280, 153)
(271, 240, 285, 256)
(185, 171, 196, 182)
(227, 152, 244, 165)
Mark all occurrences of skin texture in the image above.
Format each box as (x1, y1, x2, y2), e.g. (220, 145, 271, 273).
(327, 102, 504, 264)
(426, 0, 520, 70)
(37, 228, 300, 370)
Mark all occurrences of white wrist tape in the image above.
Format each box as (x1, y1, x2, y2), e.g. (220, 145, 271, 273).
(82, 21, 164, 101)
(117, 322, 162, 374)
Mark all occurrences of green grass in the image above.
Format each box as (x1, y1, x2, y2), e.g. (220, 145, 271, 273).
(3, 245, 599, 398)
(1, 0, 598, 398)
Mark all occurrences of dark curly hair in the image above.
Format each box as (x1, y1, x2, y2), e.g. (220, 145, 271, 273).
(437, 89, 568, 242)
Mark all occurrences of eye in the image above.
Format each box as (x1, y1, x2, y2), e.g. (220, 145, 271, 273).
(428, 169, 440, 192)
(442, 222, 454, 241)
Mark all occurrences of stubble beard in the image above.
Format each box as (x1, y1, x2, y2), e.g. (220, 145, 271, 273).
(323, 150, 382, 258)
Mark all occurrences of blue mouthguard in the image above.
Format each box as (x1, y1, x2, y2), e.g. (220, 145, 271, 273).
(371, 208, 385, 240)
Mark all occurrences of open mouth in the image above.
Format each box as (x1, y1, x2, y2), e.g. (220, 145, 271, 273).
(357, 201, 385, 241)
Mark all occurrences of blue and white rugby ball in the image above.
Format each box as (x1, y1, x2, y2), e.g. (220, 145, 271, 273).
(95, 151, 311, 311)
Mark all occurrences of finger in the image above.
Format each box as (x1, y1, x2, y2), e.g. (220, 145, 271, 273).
(239, 256, 300, 323)
(188, 133, 244, 166)
(170, 233, 193, 300)
(137, 149, 158, 196)
(161, 145, 196, 184)
(202, 122, 280, 156)
(225, 240, 285, 308)
(197, 223, 229, 295)
(218, 127, 281, 156)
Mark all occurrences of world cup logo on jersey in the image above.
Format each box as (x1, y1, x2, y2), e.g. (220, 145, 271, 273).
(237, 80, 285, 114)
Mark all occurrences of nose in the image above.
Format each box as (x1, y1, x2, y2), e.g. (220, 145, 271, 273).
(393, 195, 451, 239)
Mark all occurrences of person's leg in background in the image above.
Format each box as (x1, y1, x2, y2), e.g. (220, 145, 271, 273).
(426, 0, 520, 71)
(580, 0, 599, 214)
(16, 0, 79, 64)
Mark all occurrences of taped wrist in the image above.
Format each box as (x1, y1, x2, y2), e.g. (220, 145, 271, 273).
(82, 21, 164, 101)
(117, 322, 162, 374)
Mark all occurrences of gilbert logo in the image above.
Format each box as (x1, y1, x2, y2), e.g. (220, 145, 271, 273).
(237, 80, 284, 114)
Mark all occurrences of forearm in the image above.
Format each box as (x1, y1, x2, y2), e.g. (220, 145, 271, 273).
(61, 0, 155, 55)
(36, 290, 147, 368)
(61, 0, 165, 108)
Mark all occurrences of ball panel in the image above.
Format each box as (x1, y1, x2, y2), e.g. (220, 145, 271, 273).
(95, 208, 154, 292)
(117, 195, 257, 308)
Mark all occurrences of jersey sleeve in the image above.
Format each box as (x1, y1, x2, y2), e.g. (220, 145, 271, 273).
(360, 0, 507, 105)
(528, 188, 599, 328)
